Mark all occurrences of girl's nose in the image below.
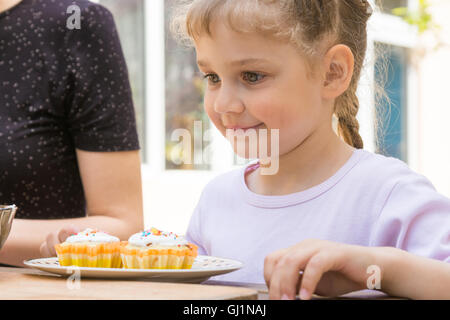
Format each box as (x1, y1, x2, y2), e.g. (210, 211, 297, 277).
(213, 86, 245, 114)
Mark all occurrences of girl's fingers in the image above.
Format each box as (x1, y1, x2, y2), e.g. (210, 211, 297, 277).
(264, 248, 289, 287)
(264, 239, 321, 289)
(299, 251, 339, 300)
(271, 247, 319, 300)
(265, 239, 334, 300)
(268, 258, 300, 300)
(268, 266, 285, 300)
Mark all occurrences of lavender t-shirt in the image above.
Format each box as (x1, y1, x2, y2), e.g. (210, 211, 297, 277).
(186, 149, 450, 283)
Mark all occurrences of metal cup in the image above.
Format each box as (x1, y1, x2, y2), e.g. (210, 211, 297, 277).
(0, 205, 17, 251)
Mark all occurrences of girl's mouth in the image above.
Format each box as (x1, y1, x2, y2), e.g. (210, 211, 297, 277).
(225, 123, 265, 133)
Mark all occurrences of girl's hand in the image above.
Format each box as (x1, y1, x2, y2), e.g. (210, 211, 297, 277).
(264, 239, 380, 300)
(39, 225, 80, 258)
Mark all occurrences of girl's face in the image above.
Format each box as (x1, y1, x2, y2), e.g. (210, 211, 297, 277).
(194, 22, 331, 159)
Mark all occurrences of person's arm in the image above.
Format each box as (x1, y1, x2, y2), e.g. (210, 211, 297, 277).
(0, 149, 144, 267)
(264, 239, 450, 300)
(381, 247, 450, 300)
(0, 0, 22, 13)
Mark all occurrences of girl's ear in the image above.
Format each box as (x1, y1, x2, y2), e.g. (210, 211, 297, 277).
(321, 44, 354, 100)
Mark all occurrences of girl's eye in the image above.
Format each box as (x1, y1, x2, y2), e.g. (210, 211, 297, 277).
(204, 73, 221, 85)
(242, 72, 265, 83)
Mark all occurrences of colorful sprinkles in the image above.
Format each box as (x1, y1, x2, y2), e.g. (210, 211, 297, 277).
(141, 227, 181, 240)
(73, 228, 104, 237)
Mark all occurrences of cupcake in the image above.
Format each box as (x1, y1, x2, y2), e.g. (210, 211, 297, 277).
(121, 227, 198, 269)
(55, 228, 124, 268)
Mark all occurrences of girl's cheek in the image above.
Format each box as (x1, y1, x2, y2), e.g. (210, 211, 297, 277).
(248, 100, 283, 128)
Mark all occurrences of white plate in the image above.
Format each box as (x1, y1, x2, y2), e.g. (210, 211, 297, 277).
(23, 256, 243, 283)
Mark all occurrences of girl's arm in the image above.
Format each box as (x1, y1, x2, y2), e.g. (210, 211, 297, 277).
(264, 239, 450, 300)
(0, 150, 144, 267)
(381, 247, 450, 300)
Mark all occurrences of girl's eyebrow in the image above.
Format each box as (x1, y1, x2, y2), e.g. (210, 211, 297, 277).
(197, 60, 209, 68)
(197, 58, 271, 68)
(230, 58, 271, 66)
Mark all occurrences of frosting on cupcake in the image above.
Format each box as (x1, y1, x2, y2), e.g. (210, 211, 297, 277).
(65, 228, 119, 243)
(128, 227, 188, 247)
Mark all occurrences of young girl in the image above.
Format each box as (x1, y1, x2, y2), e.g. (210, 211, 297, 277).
(171, 0, 450, 295)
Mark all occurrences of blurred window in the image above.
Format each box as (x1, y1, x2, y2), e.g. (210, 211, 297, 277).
(164, 0, 211, 171)
(374, 43, 409, 162)
(97, 0, 146, 161)
(376, 0, 408, 14)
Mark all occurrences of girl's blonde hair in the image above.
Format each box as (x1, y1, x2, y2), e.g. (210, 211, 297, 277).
(171, 0, 375, 149)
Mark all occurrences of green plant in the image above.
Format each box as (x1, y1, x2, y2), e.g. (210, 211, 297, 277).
(391, 0, 440, 34)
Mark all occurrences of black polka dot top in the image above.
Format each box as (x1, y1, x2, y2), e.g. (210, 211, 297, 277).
(0, 0, 140, 219)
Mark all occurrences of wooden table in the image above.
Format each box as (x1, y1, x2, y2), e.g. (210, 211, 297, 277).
(0, 267, 258, 300)
(0, 267, 404, 300)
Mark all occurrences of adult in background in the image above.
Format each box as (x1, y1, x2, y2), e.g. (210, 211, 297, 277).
(0, 0, 144, 266)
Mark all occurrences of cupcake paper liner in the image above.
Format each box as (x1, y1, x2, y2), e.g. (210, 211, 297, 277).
(55, 241, 125, 268)
(120, 243, 198, 269)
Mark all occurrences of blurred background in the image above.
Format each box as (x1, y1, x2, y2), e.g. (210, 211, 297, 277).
(92, 0, 450, 233)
